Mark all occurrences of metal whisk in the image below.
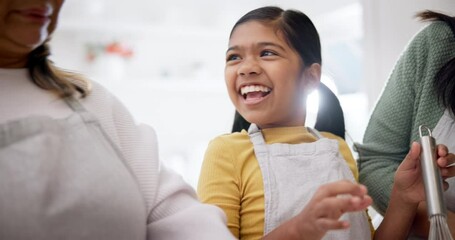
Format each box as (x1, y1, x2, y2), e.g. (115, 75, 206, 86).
(419, 125, 453, 240)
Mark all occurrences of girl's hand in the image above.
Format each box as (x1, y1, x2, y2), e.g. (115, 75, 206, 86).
(289, 180, 372, 240)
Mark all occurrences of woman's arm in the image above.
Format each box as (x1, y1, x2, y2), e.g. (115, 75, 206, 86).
(374, 143, 421, 239)
(354, 26, 427, 214)
(86, 86, 235, 239)
(355, 22, 455, 216)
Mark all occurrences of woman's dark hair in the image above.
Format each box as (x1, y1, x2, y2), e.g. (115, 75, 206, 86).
(27, 42, 90, 97)
(417, 10, 455, 114)
(230, 6, 321, 66)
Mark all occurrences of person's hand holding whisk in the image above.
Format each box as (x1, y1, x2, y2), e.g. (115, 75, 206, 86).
(374, 141, 454, 240)
(393, 125, 454, 240)
(394, 142, 454, 203)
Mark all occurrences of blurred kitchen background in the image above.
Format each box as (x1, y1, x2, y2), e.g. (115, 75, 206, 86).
(50, 0, 454, 192)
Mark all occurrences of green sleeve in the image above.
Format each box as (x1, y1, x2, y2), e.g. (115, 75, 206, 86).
(355, 22, 455, 214)
(354, 26, 424, 214)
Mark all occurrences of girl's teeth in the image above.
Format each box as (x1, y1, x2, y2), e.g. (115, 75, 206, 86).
(240, 85, 270, 95)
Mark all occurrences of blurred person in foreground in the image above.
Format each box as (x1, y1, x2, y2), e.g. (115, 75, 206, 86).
(0, 0, 235, 239)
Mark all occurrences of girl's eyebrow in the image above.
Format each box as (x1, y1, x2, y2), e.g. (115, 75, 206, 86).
(226, 46, 239, 54)
(226, 42, 285, 54)
(258, 42, 286, 51)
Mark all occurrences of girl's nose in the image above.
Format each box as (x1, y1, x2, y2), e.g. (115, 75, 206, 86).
(238, 58, 262, 76)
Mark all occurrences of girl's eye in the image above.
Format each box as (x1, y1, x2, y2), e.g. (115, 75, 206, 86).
(226, 54, 241, 62)
(261, 50, 276, 57)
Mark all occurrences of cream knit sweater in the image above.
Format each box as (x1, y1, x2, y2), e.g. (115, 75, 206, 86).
(0, 68, 234, 239)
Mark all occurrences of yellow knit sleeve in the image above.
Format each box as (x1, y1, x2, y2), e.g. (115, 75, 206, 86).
(197, 136, 241, 238)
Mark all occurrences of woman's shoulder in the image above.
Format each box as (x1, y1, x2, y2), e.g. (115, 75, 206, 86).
(79, 81, 132, 119)
(80, 81, 116, 105)
(412, 21, 455, 49)
(422, 21, 453, 36)
(79, 81, 139, 146)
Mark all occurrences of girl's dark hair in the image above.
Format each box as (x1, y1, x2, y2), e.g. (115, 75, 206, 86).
(417, 10, 455, 114)
(230, 6, 321, 66)
(27, 42, 90, 97)
(230, 6, 345, 138)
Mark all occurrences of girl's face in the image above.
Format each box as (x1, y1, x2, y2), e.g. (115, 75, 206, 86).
(0, 0, 64, 67)
(225, 21, 320, 129)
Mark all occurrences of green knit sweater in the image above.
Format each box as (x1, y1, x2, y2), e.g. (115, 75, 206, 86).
(354, 21, 455, 214)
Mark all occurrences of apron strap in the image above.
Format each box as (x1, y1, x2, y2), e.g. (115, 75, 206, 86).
(307, 127, 324, 139)
(63, 96, 97, 123)
(247, 123, 268, 154)
(248, 124, 325, 142)
(63, 96, 86, 112)
(248, 124, 265, 144)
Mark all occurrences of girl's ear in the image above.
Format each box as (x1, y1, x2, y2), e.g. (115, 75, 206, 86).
(305, 63, 321, 92)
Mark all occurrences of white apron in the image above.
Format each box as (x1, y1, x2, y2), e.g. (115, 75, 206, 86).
(248, 124, 371, 240)
(0, 97, 147, 239)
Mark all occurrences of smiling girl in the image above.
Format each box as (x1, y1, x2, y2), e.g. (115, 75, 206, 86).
(198, 6, 438, 240)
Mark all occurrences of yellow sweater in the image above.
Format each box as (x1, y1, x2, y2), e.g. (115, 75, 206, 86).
(198, 126, 368, 239)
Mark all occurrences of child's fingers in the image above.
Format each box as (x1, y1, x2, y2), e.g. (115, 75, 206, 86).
(315, 218, 350, 231)
(297, 186, 371, 237)
(314, 180, 368, 200)
(336, 195, 372, 213)
(353, 195, 373, 210)
(316, 195, 371, 220)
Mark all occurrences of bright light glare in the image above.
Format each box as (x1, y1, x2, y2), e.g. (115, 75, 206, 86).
(306, 90, 319, 127)
(305, 74, 338, 128)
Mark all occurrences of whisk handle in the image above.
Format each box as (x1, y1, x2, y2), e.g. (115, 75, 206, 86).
(419, 125, 447, 217)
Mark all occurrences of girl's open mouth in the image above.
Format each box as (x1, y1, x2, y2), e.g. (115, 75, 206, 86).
(240, 84, 271, 104)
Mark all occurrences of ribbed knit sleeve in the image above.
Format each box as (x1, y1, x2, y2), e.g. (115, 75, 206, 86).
(83, 83, 235, 239)
(0, 71, 235, 239)
(354, 22, 455, 214)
